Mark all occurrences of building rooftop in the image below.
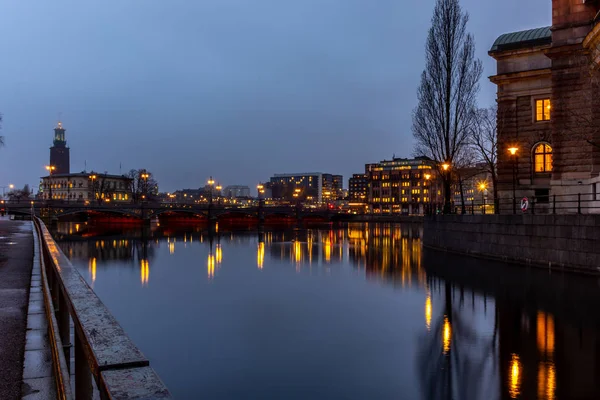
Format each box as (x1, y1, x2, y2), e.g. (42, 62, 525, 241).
(41, 172, 132, 180)
(490, 26, 552, 53)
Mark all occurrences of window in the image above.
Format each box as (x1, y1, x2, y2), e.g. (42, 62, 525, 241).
(535, 99, 551, 121)
(534, 143, 553, 173)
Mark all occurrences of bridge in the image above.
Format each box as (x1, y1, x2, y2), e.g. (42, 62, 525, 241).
(6, 201, 343, 223)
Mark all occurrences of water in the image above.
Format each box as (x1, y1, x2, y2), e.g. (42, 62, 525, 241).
(52, 222, 600, 399)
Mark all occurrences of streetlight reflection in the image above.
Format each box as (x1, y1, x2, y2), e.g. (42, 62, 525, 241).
(207, 253, 215, 279)
(509, 353, 522, 399)
(425, 292, 432, 331)
(257, 241, 265, 269)
(140, 259, 150, 286)
(442, 316, 451, 354)
(89, 257, 97, 285)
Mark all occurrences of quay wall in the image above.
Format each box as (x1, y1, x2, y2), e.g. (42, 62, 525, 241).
(423, 214, 600, 274)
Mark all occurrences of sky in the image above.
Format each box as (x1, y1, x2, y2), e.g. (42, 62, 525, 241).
(0, 0, 551, 193)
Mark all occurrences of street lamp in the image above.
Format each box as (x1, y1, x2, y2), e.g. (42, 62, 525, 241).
(508, 147, 519, 214)
(478, 181, 488, 214)
(140, 171, 149, 202)
(46, 165, 56, 200)
(216, 185, 222, 206)
(207, 177, 215, 206)
(424, 173, 433, 215)
(441, 162, 451, 214)
(88, 174, 97, 203)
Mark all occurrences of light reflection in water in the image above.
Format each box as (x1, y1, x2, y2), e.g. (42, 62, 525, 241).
(538, 361, 556, 400)
(215, 244, 222, 265)
(140, 259, 150, 286)
(425, 291, 432, 331)
(207, 253, 215, 279)
(88, 257, 97, 284)
(442, 316, 451, 354)
(537, 312, 555, 355)
(257, 242, 265, 269)
(509, 353, 522, 399)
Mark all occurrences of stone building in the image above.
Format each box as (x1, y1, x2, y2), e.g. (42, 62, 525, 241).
(50, 121, 70, 175)
(40, 172, 132, 203)
(490, 0, 600, 213)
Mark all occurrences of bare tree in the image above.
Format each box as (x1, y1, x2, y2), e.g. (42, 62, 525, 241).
(412, 0, 483, 213)
(127, 169, 158, 203)
(470, 106, 499, 213)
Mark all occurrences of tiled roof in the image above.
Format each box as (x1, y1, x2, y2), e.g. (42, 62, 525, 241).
(490, 26, 552, 53)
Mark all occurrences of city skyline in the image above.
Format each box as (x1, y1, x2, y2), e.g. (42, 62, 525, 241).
(0, 0, 550, 192)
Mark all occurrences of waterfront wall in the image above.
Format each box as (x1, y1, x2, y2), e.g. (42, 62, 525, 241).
(423, 214, 600, 274)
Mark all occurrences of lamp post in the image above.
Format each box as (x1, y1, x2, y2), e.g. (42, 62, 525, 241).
(207, 177, 215, 206)
(216, 185, 222, 206)
(508, 147, 519, 214)
(441, 162, 450, 214)
(88, 174, 97, 204)
(424, 173, 431, 215)
(478, 181, 488, 215)
(45, 165, 56, 201)
(140, 171, 150, 202)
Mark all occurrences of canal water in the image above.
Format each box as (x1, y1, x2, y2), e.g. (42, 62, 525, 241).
(51, 222, 600, 399)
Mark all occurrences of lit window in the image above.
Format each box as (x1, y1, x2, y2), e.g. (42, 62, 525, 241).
(535, 99, 551, 121)
(534, 143, 553, 173)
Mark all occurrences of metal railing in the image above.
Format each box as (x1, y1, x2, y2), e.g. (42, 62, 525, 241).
(448, 193, 600, 215)
(33, 217, 172, 399)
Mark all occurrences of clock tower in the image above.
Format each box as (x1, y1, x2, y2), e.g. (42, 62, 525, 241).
(49, 121, 70, 175)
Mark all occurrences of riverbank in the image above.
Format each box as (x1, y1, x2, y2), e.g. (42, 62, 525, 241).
(423, 214, 600, 275)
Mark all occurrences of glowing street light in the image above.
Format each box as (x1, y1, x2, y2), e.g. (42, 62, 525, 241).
(508, 147, 519, 214)
(478, 181, 488, 214)
(9, 184, 14, 190)
(46, 165, 56, 200)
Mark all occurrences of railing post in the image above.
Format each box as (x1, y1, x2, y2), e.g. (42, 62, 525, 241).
(471, 199, 474, 215)
(553, 194, 556, 214)
(75, 332, 93, 399)
(531, 197, 535, 215)
(56, 289, 71, 373)
(578, 193, 582, 214)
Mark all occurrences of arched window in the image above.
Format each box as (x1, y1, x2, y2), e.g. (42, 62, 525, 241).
(534, 143, 553, 173)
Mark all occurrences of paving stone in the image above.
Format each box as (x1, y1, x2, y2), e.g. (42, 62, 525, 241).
(21, 376, 57, 400)
(25, 330, 50, 351)
(23, 349, 53, 379)
(27, 313, 48, 331)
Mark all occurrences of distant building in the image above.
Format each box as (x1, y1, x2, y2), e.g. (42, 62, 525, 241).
(451, 164, 493, 214)
(223, 185, 251, 198)
(40, 172, 132, 203)
(269, 173, 343, 202)
(366, 156, 441, 215)
(49, 121, 70, 175)
(348, 174, 368, 202)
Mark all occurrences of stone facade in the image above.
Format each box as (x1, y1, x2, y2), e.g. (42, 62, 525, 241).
(424, 214, 600, 274)
(40, 172, 132, 203)
(490, 0, 600, 213)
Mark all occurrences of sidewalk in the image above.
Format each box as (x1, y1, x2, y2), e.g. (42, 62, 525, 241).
(0, 219, 33, 400)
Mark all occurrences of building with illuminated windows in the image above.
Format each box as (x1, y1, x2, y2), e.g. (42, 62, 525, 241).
(490, 0, 600, 212)
(269, 173, 343, 203)
(348, 174, 368, 202)
(366, 156, 441, 215)
(40, 172, 132, 202)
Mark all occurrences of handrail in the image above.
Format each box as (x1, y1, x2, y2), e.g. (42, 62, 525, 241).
(33, 220, 73, 399)
(33, 217, 172, 399)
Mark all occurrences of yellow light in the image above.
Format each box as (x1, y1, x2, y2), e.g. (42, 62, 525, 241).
(508, 147, 519, 156)
(9, 184, 14, 189)
(140, 259, 150, 286)
(257, 184, 264, 190)
(478, 181, 487, 192)
(294, 188, 301, 193)
(207, 254, 215, 279)
(215, 244, 222, 264)
(538, 361, 556, 400)
(424, 173, 431, 180)
(537, 312, 555, 355)
(257, 242, 265, 269)
(509, 354, 522, 399)
(441, 163, 450, 171)
(294, 240, 302, 264)
(216, 185, 222, 191)
(169, 242, 175, 254)
(89, 257, 97, 284)
(425, 293, 432, 331)
(443, 316, 451, 354)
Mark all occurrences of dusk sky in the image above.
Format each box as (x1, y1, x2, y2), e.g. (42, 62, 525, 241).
(0, 0, 550, 193)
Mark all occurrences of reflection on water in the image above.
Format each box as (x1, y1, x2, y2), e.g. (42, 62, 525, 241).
(52, 221, 600, 400)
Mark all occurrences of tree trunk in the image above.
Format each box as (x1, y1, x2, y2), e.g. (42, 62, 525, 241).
(443, 178, 452, 214)
(458, 175, 466, 214)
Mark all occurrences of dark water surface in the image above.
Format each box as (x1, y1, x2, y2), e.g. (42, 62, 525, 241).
(52, 222, 600, 399)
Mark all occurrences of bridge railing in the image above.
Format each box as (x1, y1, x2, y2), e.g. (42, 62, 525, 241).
(33, 217, 172, 399)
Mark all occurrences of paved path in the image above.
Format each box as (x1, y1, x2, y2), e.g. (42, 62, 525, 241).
(0, 219, 33, 400)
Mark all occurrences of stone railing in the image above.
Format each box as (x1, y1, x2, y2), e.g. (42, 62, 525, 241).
(33, 217, 172, 399)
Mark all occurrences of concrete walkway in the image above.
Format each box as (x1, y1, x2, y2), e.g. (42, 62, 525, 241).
(0, 219, 33, 399)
